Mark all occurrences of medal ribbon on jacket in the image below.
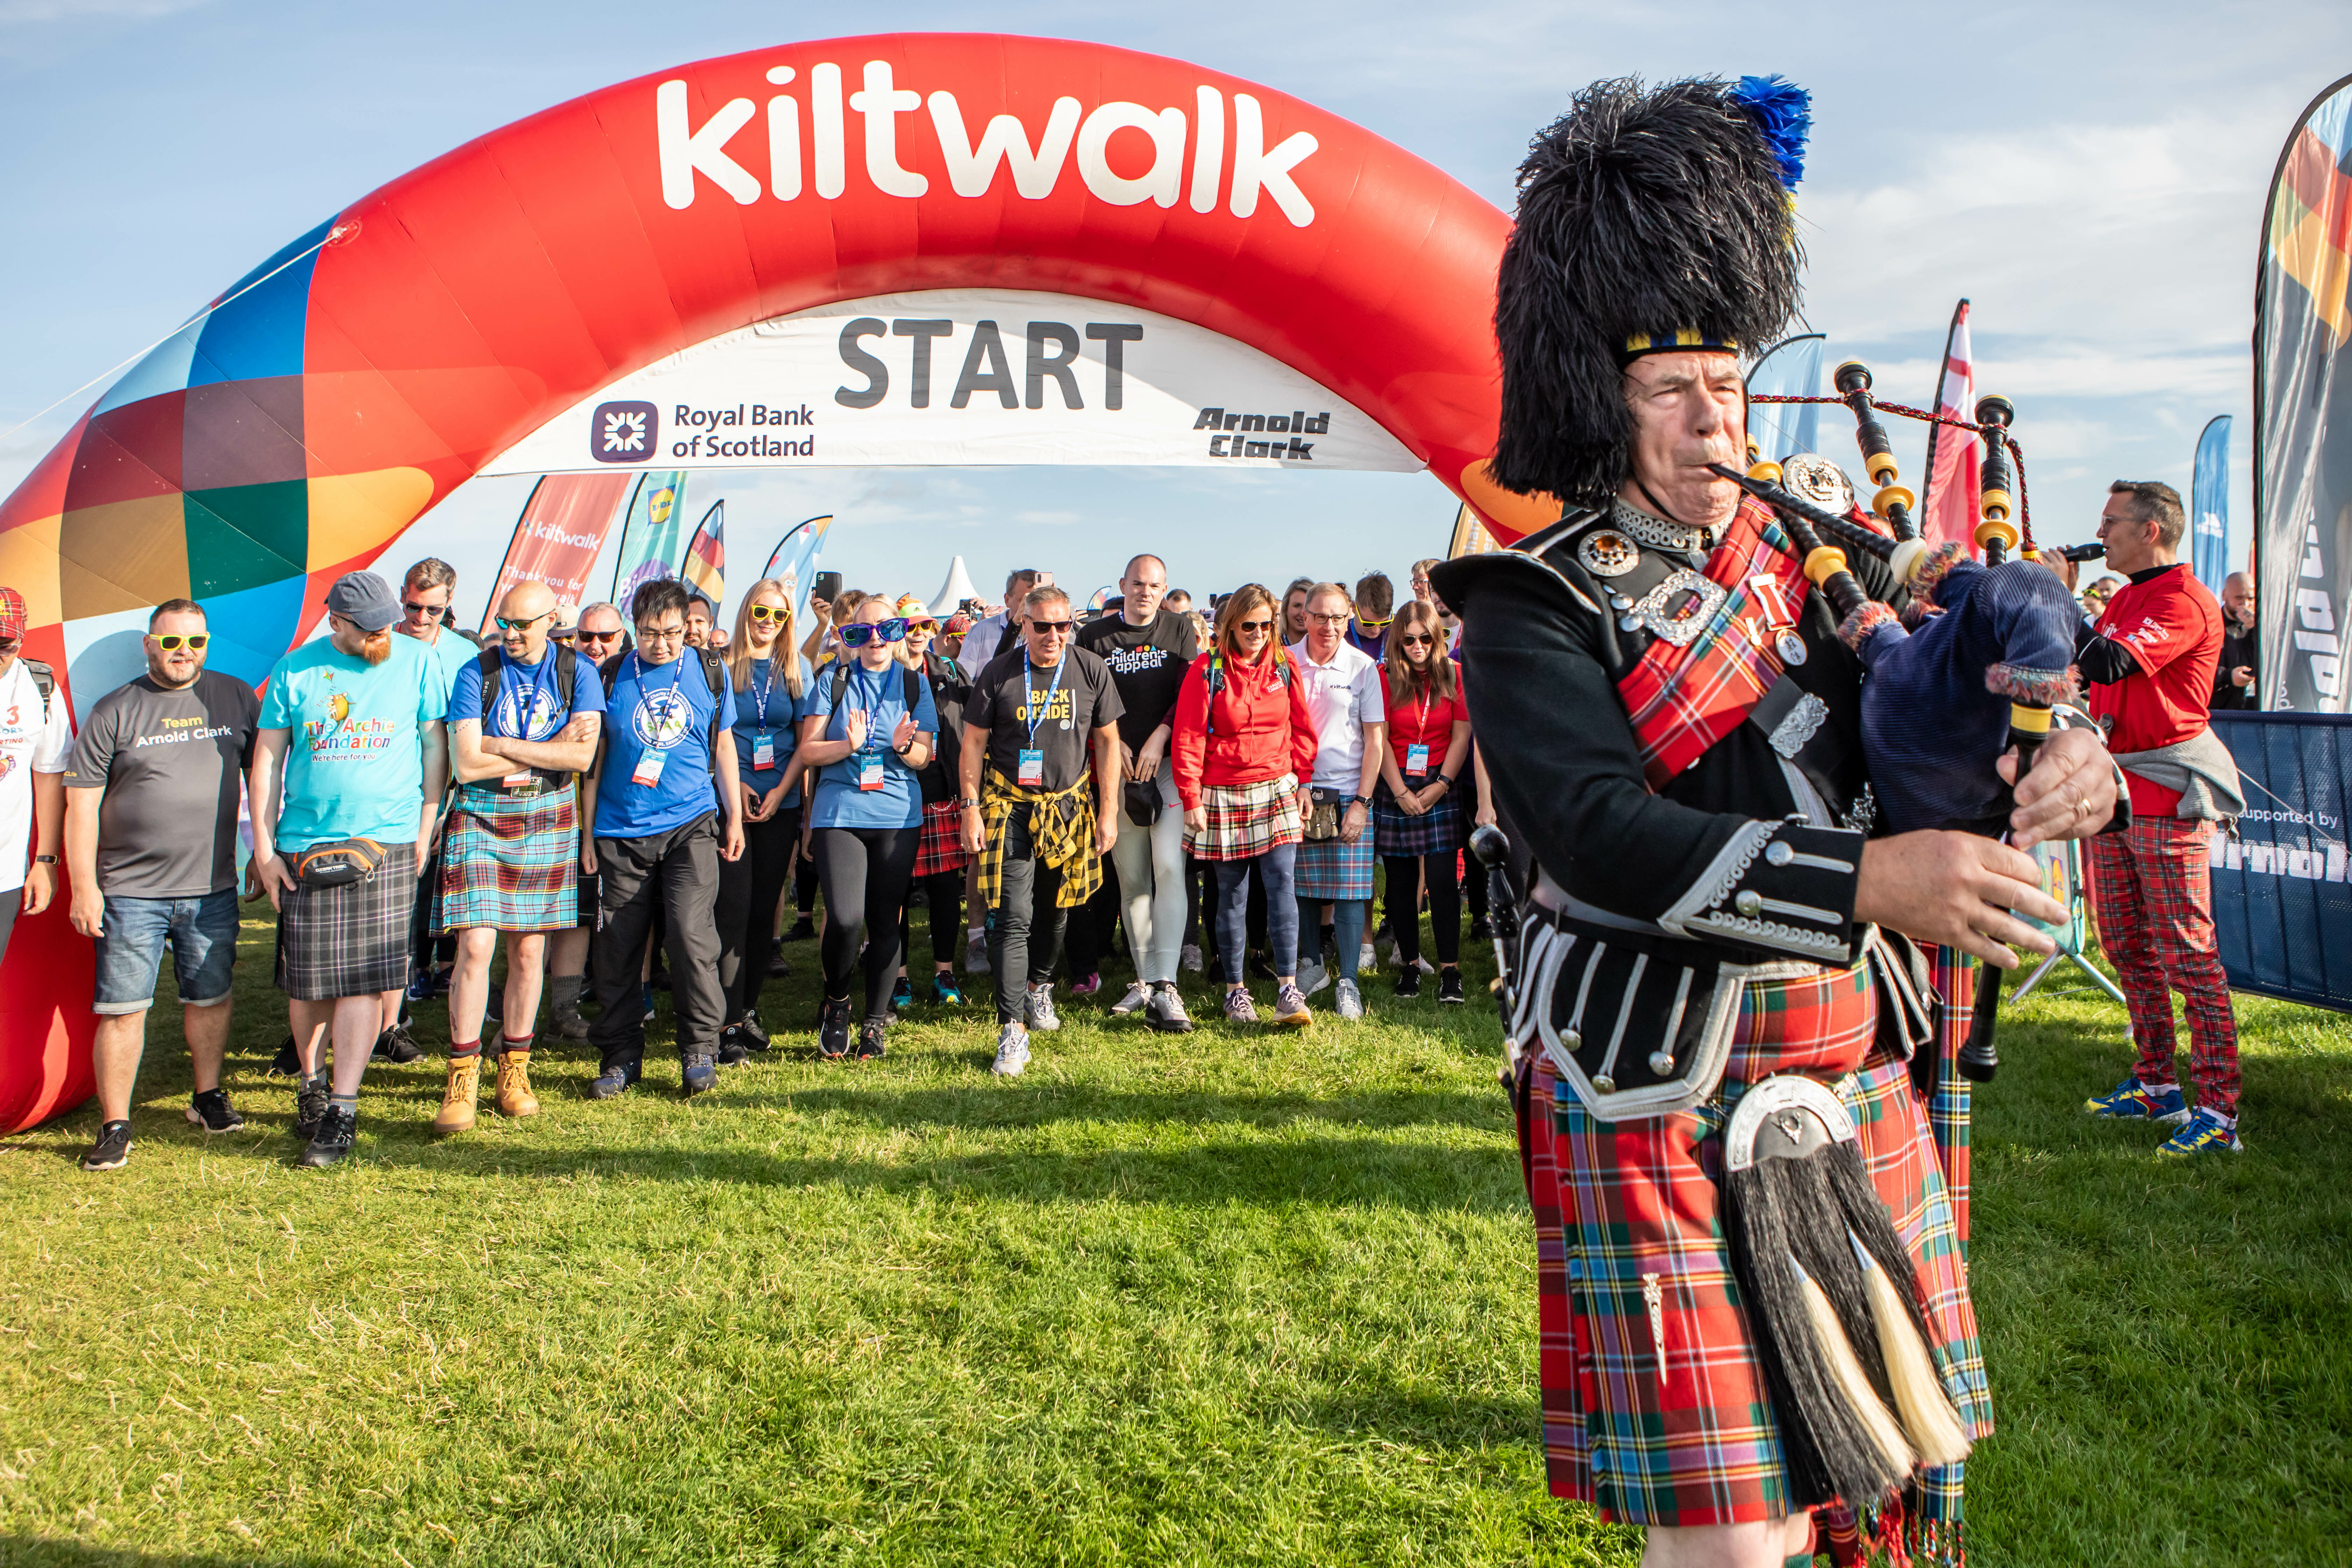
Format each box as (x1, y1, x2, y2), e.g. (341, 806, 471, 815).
(1616, 494, 1813, 789)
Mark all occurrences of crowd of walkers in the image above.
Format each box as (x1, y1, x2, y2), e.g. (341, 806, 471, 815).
(12, 549, 1499, 1173)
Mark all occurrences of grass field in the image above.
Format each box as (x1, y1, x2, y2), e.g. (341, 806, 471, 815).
(1, 903, 2347, 1567)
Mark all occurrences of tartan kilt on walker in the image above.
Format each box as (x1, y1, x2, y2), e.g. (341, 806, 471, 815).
(1295, 828, 1375, 899)
(912, 798, 969, 878)
(280, 841, 420, 1001)
(435, 786, 579, 934)
(1184, 773, 1304, 862)
(1372, 774, 1463, 858)
(1516, 959, 1990, 1535)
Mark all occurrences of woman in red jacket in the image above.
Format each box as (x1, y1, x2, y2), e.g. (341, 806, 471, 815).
(1171, 583, 1319, 1026)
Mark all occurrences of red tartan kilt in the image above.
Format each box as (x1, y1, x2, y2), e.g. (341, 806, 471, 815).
(912, 799, 968, 877)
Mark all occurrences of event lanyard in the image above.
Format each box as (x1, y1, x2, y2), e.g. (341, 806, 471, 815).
(1023, 650, 1066, 748)
(502, 652, 560, 740)
(629, 652, 688, 748)
(750, 657, 779, 729)
(847, 664, 891, 754)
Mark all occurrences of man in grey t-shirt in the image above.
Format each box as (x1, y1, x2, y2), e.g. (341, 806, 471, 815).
(63, 599, 260, 1172)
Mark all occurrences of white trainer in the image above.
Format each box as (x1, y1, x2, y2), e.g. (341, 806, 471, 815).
(1335, 978, 1364, 1021)
(1110, 981, 1152, 1017)
(992, 1022, 1031, 1077)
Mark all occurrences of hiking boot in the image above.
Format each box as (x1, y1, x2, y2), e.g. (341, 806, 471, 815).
(1146, 982, 1194, 1033)
(932, 975, 965, 1006)
(299, 1105, 357, 1169)
(81, 1120, 132, 1172)
(1273, 984, 1313, 1028)
(680, 1053, 718, 1096)
(186, 1088, 244, 1134)
(2085, 1076, 2190, 1125)
(1334, 978, 1364, 1021)
(589, 1060, 640, 1099)
(267, 1035, 302, 1077)
(293, 1074, 330, 1142)
(1437, 968, 1466, 1005)
(2157, 1106, 2244, 1156)
(1394, 966, 1422, 1000)
(1110, 980, 1153, 1017)
(786, 916, 818, 943)
(495, 1049, 539, 1118)
(551, 999, 591, 1043)
(856, 1021, 888, 1061)
(1222, 988, 1259, 1025)
(432, 1055, 481, 1136)
(1025, 984, 1061, 1032)
(992, 1021, 1030, 1077)
(819, 997, 853, 1060)
(716, 1024, 754, 1066)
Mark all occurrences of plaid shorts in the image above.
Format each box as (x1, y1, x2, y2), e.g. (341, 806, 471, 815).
(912, 798, 969, 878)
(279, 841, 420, 1001)
(1185, 774, 1303, 862)
(1521, 960, 1988, 1528)
(2088, 817, 2240, 1118)
(1295, 828, 1375, 900)
(1372, 775, 1462, 858)
(436, 788, 578, 934)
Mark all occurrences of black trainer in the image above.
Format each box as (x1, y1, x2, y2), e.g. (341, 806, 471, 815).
(589, 1059, 641, 1100)
(267, 1035, 302, 1077)
(1394, 967, 1422, 1000)
(293, 1074, 330, 1142)
(716, 1024, 753, 1066)
(818, 996, 853, 1059)
(768, 952, 792, 977)
(186, 1088, 244, 1134)
(1437, 968, 1466, 1005)
(680, 1053, 719, 1096)
(785, 916, 817, 943)
(855, 1020, 887, 1061)
(372, 1025, 424, 1065)
(299, 1105, 357, 1169)
(81, 1120, 132, 1171)
(1469, 916, 1494, 942)
(737, 1009, 772, 1049)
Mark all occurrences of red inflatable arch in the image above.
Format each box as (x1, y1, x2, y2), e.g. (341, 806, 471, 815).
(0, 33, 1538, 1130)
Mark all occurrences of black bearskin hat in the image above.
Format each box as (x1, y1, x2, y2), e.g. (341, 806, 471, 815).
(1490, 75, 1812, 506)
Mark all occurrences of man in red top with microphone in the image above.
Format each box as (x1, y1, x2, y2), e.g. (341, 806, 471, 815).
(2073, 479, 2247, 1155)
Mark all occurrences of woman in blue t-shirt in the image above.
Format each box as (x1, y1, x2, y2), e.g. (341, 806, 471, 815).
(713, 578, 814, 1059)
(797, 595, 937, 1060)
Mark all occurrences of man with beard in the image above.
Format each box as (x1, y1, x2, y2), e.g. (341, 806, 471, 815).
(65, 599, 260, 1171)
(2211, 570, 2258, 710)
(249, 572, 449, 1168)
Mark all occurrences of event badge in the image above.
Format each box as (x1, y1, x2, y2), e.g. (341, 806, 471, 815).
(859, 753, 886, 792)
(1018, 747, 1045, 786)
(753, 732, 776, 770)
(502, 769, 534, 790)
(632, 746, 666, 788)
(1406, 743, 1430, 775)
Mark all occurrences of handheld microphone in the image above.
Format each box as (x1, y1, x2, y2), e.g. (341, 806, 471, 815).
(2058, 543, 2107, 563)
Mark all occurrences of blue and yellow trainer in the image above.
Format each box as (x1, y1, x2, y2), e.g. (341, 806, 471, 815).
(2084, 1076, 2190, 1125)
(2157, 1107, 2244, 1156)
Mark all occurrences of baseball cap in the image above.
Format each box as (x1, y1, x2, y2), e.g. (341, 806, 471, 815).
(943, 611, 973, 637)
(895, 594, 936, 624)
(550, 602, 580, 638)
(0, 587, 25, 642)
(324, 571, 400, 634)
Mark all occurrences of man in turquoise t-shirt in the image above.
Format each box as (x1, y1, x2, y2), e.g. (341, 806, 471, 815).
(250, 571, 448, 1169)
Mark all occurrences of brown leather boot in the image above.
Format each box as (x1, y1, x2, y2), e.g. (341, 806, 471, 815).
(495, 1048, 539, 1119)
(432, 1054, 481, 1135)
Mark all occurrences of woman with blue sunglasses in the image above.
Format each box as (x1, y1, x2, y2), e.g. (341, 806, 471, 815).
(797, 596, 936, 1060)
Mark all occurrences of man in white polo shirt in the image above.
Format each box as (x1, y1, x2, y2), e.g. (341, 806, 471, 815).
(1288, 582, 1386, 1020)
(0, 586, 71, 966)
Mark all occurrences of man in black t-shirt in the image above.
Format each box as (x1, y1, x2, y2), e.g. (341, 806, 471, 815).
(960, 586, 1124, 1074)
(1076, 553, 1200, 1031)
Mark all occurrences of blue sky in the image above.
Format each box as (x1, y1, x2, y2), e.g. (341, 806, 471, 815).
(1, 0, 2344, 618)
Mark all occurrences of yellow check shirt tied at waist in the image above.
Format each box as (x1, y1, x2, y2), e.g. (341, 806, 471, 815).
(973, 770, 1101, 911)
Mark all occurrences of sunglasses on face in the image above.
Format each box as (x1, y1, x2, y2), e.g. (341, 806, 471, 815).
(1398, 633, 1436, 648)
(1357, 615, 1394, 631)
(0, 637, 19, 654)
(577, 628, 622, 643)
(401, 598, 444, 617)
(838, 618, 908, 648)
(1029, 620, 1074, 636)
(747, 604, 788, 623)
(1236, 618, 1274, 634)
(152, 634, 210, 651)
(495, 612, 552, 632)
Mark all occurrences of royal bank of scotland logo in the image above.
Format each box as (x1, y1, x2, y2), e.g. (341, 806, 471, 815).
(592, 400, 659, 463)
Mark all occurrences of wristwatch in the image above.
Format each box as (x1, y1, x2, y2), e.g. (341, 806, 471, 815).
(1350, 795, 1370, 808)
(894, 740, 913, 756)
(959, 796, 981, 808)
(33, 854, 57, 864)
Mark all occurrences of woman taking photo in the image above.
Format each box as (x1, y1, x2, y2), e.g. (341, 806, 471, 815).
(796, 597, 937, 1060)
(714, 579, 813, 1059)
(1373, 599, 1472, 1004)
(1170, 583, 1318, 1027)
(892, 596, 970, 1009)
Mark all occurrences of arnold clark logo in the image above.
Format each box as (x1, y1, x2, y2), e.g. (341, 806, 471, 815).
(593, 400, 660, 463)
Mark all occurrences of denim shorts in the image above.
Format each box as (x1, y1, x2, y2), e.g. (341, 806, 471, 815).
(93, 888, 239, 1014)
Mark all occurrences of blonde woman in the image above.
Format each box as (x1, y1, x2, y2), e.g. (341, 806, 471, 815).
(713, 579, 812, 1059)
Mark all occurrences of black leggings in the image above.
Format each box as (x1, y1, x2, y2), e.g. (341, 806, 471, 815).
(1384, 850, 1461, 967)
(815, 825, 918, 1021)
(715, 806, 799, 1022)
(898, 867, 966, 973)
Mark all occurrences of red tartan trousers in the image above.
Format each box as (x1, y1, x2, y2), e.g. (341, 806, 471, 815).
(2086, 818, 2241, 1120)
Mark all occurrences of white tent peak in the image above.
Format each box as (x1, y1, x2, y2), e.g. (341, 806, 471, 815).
(932, 554, 979, 613)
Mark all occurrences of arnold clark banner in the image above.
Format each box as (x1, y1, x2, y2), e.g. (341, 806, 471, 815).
(2208, 710, 2352, 1013)
(485, 288, 1422, 477)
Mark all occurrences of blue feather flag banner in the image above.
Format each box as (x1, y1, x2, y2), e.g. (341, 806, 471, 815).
(1730, 75, 1811, 188)
(1746, 332, 1823, 463)
(2191, 414, 2232, 594)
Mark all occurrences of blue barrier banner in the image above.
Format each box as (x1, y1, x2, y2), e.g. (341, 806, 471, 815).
(2207, 710, 2352, 1012)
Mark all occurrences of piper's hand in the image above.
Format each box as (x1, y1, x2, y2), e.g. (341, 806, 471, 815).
(1183, 805, 1207, 835)
(1855, 831, 2064, 969)
(2003, 727, 2119, 848)
(69, 882, 104, 939)
(891, 713, 919, 752)
(843, 707, 869, 751)
(1475, 801, 1498, 829)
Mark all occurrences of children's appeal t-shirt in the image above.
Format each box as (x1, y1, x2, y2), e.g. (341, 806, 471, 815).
(733, 655, 814, 808)
(258, 634, 447, 851)
(594, 651, 723, 839)
(805, 660, 937, 830)
(1077, 609, 1199, 749)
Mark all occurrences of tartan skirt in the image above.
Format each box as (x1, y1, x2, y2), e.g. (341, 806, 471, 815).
(1372, 774, 1463, 858)
(1295, 826, 1375, 899)
(1519, 959, 1988, 1531)
(436, 788, 579, 934)
(1184, 772, 1303, 862)
(280, 841, 420, 1001)
(912, 798, 969, 878)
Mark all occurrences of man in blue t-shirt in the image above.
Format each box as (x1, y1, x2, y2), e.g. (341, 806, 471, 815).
(581, 578, 744, 1098)
(433, 580, 606, 1134)
(249, 571, 449, 1169)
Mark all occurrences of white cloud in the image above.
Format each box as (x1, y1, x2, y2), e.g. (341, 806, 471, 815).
(0, 0, 206, 22)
